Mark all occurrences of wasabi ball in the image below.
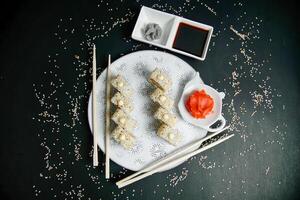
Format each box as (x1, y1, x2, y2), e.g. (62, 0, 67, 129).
(143, 23, 162, 41)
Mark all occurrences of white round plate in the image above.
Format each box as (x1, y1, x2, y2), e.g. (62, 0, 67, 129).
(88, 50, 207, 171)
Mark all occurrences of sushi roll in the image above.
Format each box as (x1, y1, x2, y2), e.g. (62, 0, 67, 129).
(150, 88, 174, 110)
(111, 75, 133, 97)
(157, 124, 181, 145)
(111, 109, 137, 131)
(148, 68, 172, 92)
(111, 92, 133, 113)
(111, 126, 135, 149)
(154, 107, 177, 126)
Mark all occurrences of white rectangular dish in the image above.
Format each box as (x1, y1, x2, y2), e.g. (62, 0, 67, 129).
(132, 6, 214, 61)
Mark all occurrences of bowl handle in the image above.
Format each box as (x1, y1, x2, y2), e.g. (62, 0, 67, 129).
(219, 92, 225, 99)
(205, 115, 226, 132)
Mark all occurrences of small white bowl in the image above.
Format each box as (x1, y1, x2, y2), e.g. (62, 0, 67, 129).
(178, 72, 226, 132)
(132, 6, 213, 61)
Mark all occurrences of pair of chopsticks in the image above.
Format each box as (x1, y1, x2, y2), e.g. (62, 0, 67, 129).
(92, 44, 111, 179)
(116, 126, 234, 188)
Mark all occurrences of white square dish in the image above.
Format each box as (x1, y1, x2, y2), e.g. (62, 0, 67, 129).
(131, 6, 176, 47)
(132, 6, 214, 61)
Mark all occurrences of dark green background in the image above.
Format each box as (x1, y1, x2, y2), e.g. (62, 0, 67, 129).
(0, 0, 299, 199)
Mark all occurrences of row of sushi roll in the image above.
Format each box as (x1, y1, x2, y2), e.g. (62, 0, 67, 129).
(110, 75, 136, 149)
(148, 68, 181, 145)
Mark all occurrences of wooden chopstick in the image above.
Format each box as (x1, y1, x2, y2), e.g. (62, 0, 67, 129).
(105, 54, 112, 179)
(92, 44, 98, 167)
(117, 133, 234, 188)
(116, 126, 230, 185)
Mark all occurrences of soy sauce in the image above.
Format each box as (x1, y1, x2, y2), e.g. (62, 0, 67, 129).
(173, 22, 209, 57)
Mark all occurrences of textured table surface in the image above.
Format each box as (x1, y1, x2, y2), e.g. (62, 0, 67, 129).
(0, 0, 299, 199)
